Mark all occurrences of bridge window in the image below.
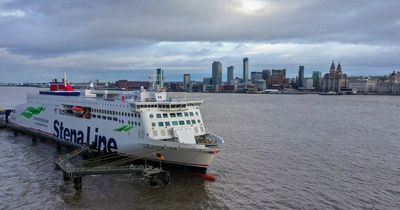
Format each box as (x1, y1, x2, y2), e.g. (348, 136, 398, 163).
(189, 112, 194, 116)
(186, 120, 191, 125)
(170, 113, 176, 118)
(179, 120, 185, 125)
(165, 121, 170, 126)
(158, 122, 164, 127)
(191, 119, 196, 124)
(172, 121, 178, 126)
(177, 113, 183, 117)
(163, 113, 168, 118)
(156, 113, 162, 118)
(184, 112, 189, 117)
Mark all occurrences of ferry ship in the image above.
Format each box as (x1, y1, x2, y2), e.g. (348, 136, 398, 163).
(8, 75, 223, 174)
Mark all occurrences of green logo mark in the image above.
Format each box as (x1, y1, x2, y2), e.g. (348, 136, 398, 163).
(114, 124, 134, 132)
(21, 105, 46, 119)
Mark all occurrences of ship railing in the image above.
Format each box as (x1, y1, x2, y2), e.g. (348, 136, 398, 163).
(195, 133, 224, 148)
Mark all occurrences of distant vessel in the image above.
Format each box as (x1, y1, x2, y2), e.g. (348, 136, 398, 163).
(262, 89, 280, 94)
(8, 73, 224, 174)
(319, 91, 341, 95)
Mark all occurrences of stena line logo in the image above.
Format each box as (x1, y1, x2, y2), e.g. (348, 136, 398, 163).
(53, 120, 118, 153)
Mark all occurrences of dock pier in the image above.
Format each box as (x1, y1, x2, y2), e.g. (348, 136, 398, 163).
(55, 146, 170, 190)
(0, 113, 170, 190)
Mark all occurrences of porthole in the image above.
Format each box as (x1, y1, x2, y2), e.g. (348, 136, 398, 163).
(152, 122, 156, 127)
(150, 114, 154, 118)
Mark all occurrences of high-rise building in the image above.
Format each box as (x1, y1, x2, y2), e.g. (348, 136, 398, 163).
(298, 66, 304, 88)
(227, 66, 234, 84)
(183, 73, 191, 90)
(251, 72, 263, 82)
(262, 70, 271, 80)
(156, 68, 164, 88)
(243, 57, 249, 83)
(312, 71, 322, 90)
(262, 69, 271, 87)
(212, 61, 222, 85)
(270, 69, 287, 89)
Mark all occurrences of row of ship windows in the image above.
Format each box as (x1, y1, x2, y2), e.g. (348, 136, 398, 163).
(151, 119, 201, 127)
(137, 103, 200, 109)
(152, 126, 204, 137)
(86, 102, 130, 108)
(92, 114, 141, 126)
(92, 108, 140, 118)
(149, 111, 199, 119)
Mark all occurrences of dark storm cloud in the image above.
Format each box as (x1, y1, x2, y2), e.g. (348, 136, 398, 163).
(1, 0, 399, 55)
(0, 0, 399, 81)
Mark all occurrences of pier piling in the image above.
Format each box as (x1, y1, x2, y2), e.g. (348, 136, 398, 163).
(73, 177, 82, 190)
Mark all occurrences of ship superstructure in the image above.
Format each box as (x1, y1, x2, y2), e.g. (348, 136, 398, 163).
(8, 77, 223, 173)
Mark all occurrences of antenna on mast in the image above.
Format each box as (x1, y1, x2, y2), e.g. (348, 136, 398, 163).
(64, 72, 67, 86)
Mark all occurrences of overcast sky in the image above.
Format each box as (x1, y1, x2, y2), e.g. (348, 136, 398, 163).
(0, 0, 399, 82)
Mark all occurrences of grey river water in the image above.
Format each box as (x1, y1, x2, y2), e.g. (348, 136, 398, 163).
(1, 87, 400, 209)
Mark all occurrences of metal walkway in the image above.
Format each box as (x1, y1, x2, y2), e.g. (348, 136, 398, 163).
(55, 146, 170, 190)
(55, 146, 169, 190)
(0, 118, 170, 190)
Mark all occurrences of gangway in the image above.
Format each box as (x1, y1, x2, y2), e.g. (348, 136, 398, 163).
(55, 146, 170, 190)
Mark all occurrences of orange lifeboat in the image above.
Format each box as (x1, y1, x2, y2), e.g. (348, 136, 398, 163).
(71, 106, 85, 114)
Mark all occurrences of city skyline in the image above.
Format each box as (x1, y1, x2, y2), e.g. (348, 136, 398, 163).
(0, 0, 399, 82)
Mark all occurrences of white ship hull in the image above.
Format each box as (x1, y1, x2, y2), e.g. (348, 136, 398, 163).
(8, 88, 223, 173)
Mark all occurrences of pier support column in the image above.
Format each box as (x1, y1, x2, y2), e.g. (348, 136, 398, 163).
(56, 143, 62, 152)
(73, 177, 82, 190)
(63, 172, 70, 184)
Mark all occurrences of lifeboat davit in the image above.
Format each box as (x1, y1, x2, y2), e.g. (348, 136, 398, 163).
(72, 106, 85, 113)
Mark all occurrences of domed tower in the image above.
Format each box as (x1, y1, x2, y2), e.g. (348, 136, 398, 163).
(330, 61, 336, 74)
(389, 70, 397, 83)
(337, 62, 342, 74)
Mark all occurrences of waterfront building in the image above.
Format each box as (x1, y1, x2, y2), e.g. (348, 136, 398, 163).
(251, 72, 263, 83)
(183, 73, 191, 91)
(253, 80, 266, 91)
(243, 57, 249, 83)
(227, 66, 234, 84)
(262, 69, 271, 87)
(156, 68, 165, 88)
(303, 78, 314, 90)
(203, 77, 213, 85)
(269, 69, 287, 89)
(298, 66, 304, 88)
(322, 61, 348, 92)
(115, 80, 149, 90)
(212, 61, 222, 85)
(349, 78, 376, 94)
(312, 71, 322, 90)
(376, 71, 400, 95)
